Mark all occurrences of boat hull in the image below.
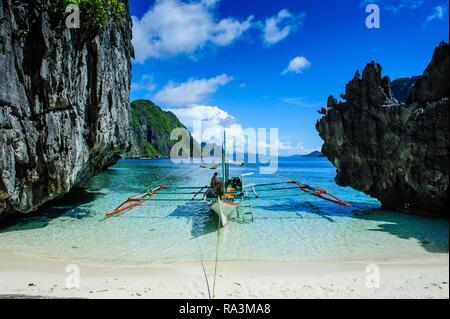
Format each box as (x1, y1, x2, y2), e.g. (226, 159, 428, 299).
(209, 200, 239, 227)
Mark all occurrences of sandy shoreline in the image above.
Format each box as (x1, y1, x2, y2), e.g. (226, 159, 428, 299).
(0, 251, 448, 299)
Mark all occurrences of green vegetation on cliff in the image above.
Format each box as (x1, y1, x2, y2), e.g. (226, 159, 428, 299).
(62, 0, 126, 29)
(129, 100, 196, 158)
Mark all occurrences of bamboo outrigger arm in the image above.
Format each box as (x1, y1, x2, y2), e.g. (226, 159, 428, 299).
(105, 186, 168, 217)
(288, 179, 351, 207)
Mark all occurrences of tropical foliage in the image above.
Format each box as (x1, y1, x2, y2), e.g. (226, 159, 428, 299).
(62, 0, 126, 29)
(130, 100, 189, 158)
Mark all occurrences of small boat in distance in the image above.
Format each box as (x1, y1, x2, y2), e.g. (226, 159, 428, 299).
(105, 132, 351, 228)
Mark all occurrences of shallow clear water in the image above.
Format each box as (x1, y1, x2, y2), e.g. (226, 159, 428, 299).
(0, 158, 448, 263)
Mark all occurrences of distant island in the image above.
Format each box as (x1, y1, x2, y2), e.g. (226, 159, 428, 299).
(302, 151, 324, 157)
(286, 151, 325, 159)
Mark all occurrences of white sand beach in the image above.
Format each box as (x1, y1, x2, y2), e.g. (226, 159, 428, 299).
(0, 251, 448, 299)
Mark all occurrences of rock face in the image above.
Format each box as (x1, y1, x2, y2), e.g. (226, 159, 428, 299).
(316, 42, 449, 217)
(391, 76, 419, 103)
(0, 1, 133, 220)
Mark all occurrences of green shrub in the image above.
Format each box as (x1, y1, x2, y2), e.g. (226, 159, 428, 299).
(62, 0, 126, 29)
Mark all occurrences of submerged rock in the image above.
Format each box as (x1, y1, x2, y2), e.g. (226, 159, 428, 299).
(316, 42, 449, 217)
(0, 1, 133, 220)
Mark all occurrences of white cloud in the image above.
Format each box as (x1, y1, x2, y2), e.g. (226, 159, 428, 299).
(132, 0, 253, 63)
(169, 105, 235, 129)
(131, 74, 157, 92)
(154, 74, 233, 107)
(425, 4, 448, 24)
(281, 97, 319, 108)
(168, 104, 241, 146)
(360, 0, 424, 13)
(263, 9, 306, 45)
(281, 56, 311, 75)
(132, 1, 309, 61)
(212, 17, 254, 45)
(276, 142, 306, 155)
(169, 104, 305, 155)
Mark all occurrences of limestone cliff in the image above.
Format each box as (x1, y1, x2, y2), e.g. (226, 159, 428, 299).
(316, 42, 449, 217)
(0, 0, 133, 220)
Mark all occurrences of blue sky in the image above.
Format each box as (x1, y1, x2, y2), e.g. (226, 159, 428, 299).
(129, 0, 449, 155)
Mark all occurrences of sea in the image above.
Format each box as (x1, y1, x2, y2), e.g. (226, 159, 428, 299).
(0, 157, 448, 263)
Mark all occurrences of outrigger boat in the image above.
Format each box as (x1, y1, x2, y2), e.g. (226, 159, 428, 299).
(105, 132, 351, 227)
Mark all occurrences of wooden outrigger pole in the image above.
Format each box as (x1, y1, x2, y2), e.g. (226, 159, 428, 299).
(288, 180, 352, 207)
(105, 186, 168, 217)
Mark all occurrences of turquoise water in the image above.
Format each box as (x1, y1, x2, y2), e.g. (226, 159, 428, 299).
(0, 158, 448, 263)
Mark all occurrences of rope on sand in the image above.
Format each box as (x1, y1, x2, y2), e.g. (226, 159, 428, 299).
(212, 199, 223, 299)
(195, 238, 212, 299)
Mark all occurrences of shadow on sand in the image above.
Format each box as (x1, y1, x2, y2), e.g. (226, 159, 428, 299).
(0, 188, 105, 233)
(354, 210, 449, 254)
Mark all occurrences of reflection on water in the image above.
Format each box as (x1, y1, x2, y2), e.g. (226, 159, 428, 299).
(0, 158, 448, 262)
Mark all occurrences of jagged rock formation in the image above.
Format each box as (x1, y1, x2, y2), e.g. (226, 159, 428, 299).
(317, 42, 449, 217)
(0, 0, 133, 220)
(391, 76, 419, 103)
(127, 100, 201, 158)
